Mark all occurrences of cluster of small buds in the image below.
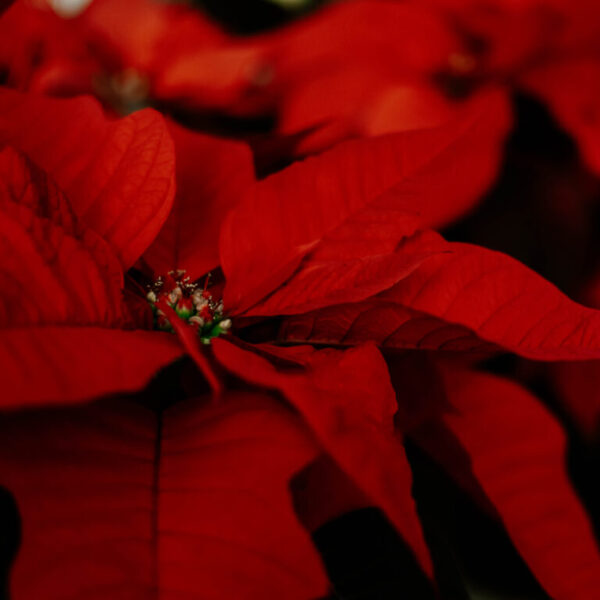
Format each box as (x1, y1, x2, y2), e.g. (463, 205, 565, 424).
(147, 270, 231, 344)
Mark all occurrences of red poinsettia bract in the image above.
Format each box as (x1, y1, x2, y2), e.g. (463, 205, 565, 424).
(2, 86, 600, 599)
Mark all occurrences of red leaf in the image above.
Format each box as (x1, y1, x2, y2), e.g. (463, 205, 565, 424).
(0, 89, 176, 267)
(281, 238, 600, 361)
(268, 0, 461, 81)
(279, 301, 495, 354)
(0, 143, 77, 234)
(292, 453, 373, 533)
(154, 0, 461, 116)
(280, 75, 456, 146)
(143, 121, 255, 281)
(80, 0, 182, 70)
(246, 231, 439, 317)
(0, 327, 183, 409)
(154, 44, 267, 115)
(0, 145, 183, 408)
(214, 339, 434, 578)
(0, 1, 106, 96)
(0, 392, 329, 599)
(221, 89, 510, 313)
(269, 0, 465, 134)
(82, 0, 226, 73)
(0, 145, 125, 327)
(379, 240, 600, 360)
(433, 0, 564, 73)
(417, 367, 600, 600)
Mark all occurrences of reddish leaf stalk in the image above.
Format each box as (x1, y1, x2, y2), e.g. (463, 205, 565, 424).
(157, 299, 223, 396)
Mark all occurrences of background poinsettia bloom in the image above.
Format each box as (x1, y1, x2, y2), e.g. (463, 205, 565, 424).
(47, 0, 595, 176)
(0, 0, 232, 111)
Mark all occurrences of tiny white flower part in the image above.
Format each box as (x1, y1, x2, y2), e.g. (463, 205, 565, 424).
(146, 270, 231, 343)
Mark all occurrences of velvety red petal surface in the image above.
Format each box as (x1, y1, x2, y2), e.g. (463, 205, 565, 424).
(0, 119, 182, 408)
(246, 233, 437, 317)
(221, 90, 510, 313)
(280, 236, 600, 361)
(378, 240, 600, 360)
(417, 366, 600, 600)
(0, 327, 183, 409)
(143, 121, 255, 281)
(214, 339, 433, 579)
(0, 392, 329, 599)
(0, 89, 175, 267)
(0, 146, 127, 327)
(279, 301, 494, 355)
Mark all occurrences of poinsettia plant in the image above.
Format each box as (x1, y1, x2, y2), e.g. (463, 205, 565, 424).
(1, 80, 600, 598)
(2, 2, 600, 599)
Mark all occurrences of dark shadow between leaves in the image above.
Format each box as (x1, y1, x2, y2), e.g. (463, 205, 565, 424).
(407, 441, 551, 600)
(291, 456, 436, 599)
(0, 486, 20, 600)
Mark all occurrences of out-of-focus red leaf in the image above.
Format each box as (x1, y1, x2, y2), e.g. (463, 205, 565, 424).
(222, 90, 510, 313)
(81, 0, 177, 71)
(143, 121, 255, 281)
(81, 0, 226, 74)
(521, 59, 600, 176)
(0, 392, 329, 599)
(287, 83, 488, 167)
(359, 82, 459, 136)
(154, 45, 267, 115)
(553, 0, 600, 52)
(417, 367, 600, 600)
(280, 75, 457, 143)
(279, 68, 399, 138)
(0, 89, 175, 267)
(155, 0, 461, 116)
(268, 0, 464, 136)
(280, 237, 600, 361)
(214, 339, 434, 579)
(267, 0, 461, 79)
(0, 327, 183, 409)
(422, 0, 566, 73)
(0, 0, 107, 96)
